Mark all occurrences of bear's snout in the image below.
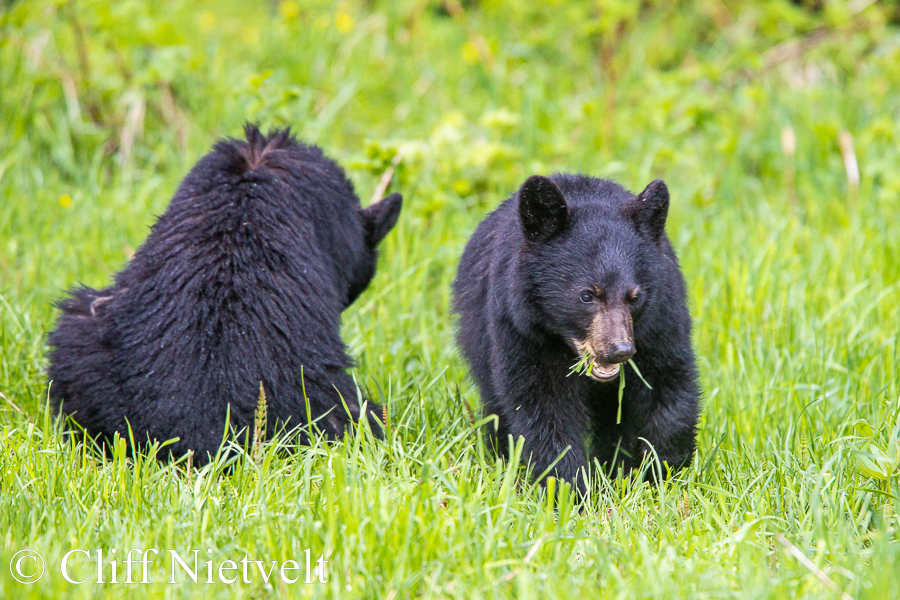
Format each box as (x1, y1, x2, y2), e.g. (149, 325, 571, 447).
(571, 309, 636, 382)
(577, 307, 636, 368)
(587, 308, 635, 365)
(606, 340, 635, 364)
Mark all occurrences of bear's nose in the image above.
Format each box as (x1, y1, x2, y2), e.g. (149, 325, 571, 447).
(608, 341, 635, 363)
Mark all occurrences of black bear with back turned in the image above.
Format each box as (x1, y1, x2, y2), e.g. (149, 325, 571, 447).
(47, 125, 402, 464)
(453, 174, 699, 494)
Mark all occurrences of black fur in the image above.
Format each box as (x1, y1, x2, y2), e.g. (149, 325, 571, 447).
(453, 174, 699, 493)
(47, 125, 402, 463)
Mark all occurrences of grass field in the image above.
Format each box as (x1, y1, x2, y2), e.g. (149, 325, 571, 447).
(2, 1, 900, 598)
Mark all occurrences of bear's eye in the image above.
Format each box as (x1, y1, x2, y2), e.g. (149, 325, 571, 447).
(626, 289, 642, 304)
(579, 291, 594, 303)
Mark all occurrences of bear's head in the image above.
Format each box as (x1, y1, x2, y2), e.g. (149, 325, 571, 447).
(517, 174, 670, 382)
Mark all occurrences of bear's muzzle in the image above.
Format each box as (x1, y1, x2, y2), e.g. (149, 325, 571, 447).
(574, 308, 635, 382)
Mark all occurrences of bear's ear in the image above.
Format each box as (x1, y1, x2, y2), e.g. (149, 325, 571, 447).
(630, 179, 669, 239)
(361, 192, 403, 248)
(518, 175, 568, 244)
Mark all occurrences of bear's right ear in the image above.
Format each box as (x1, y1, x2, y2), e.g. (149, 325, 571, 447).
(518, 175, 568, 244)
(361, 192, 403, 248)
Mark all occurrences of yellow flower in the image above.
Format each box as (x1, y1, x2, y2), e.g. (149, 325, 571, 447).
(279, 0, 300, 20)
(452, 179, 472, 196)
(462, 41, 479, 65)
(335, 11, 354, 33)
(59, 193, 72, 207)
(198, 10, 216, 31)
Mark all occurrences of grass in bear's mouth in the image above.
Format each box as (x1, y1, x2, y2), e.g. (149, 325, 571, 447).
(618, 359, 652, 424)
(567, 349, 619, 380)
(571, 355, 652, 423)
(569, 352, 597, 378)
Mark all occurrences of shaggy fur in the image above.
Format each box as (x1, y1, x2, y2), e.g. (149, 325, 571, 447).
(47, 125, 402, 463)
(453, 174, 699, 493)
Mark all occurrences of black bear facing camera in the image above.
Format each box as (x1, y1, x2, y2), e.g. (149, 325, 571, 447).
(47, 125, 402, 464)
(453, 174, 700, 495)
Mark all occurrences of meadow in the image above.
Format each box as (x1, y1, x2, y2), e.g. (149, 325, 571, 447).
(1, 0, 899, 597)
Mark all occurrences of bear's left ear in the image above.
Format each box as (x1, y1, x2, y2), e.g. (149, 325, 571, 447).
(361, 192, 403, 248)
(519, 175, 568, 244)
(630, 179, 669, 239)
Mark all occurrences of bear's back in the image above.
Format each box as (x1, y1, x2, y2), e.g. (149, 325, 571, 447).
(48, 128, 367, 459)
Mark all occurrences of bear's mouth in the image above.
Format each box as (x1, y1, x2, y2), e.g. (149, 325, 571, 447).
(573, 339, 626, 382)
(589, 361, 620, 382)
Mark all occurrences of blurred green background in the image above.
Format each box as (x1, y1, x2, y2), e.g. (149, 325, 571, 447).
(1, 1, 899, 598)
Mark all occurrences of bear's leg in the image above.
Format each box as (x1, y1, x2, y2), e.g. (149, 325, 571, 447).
(47, 286, 123, 441)
(486, 331, 593, 494)
(498, 386, 591, 495)
(605, 387, 698, 479)
(637, 398, 698, 478)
